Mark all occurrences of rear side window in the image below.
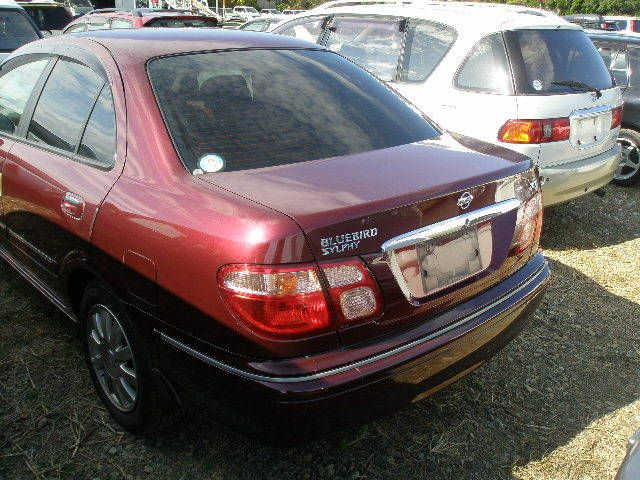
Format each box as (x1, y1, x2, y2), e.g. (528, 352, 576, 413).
(455, 33, 512, 94)
(87, 17, 110, 30)
(597, 44, 629, 87)
(78, 86, 116, 166)
(0, 10, 40, 52)
(110, 18, 133, 29)
(275, 16, 325, 43)
(24, 6, 73, 31)
(505, 29, 614, 95)
(325, 16, 404, 82)
(401, 20, 456, 82)
(28, 59, 104, 153)
(146, 17, 218, 28)
(148, 49, 438, 173)
(0, 58, 48, 134)
(65, 23, 87, 33)
(241, 19, 266, 31)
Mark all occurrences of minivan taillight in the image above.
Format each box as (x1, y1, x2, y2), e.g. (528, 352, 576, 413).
(611, 105, 623, 129)
(506, 171, 543, 255)
(499, 118, 570, 144)
(219, 260, 383, 339)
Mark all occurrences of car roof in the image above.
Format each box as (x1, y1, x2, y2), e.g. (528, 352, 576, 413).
(588, 30, 640, 45)
(66, 27, 324, 59)
(297, 1, 577, 32)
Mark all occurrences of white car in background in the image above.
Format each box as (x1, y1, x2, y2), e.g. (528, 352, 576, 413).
(273, 0, 623, 206)
(232, 5, 260, 21)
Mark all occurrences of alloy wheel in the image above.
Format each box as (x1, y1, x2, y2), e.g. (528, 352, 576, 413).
(86, 304, 138, 412)
(616, 137, 640, 182)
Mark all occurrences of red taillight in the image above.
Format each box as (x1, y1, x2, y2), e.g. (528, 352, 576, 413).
(218, 259, 383, 339)
(320, 259, 384, 326)
(499, 118, 570, 144)
(508, 171, 543, 255)
(218, 263, 331, 338)
(611, 105, 623, 129)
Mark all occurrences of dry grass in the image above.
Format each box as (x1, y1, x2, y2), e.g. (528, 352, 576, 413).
(0, 183, 638, 480)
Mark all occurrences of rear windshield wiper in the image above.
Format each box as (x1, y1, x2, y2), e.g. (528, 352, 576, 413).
(551, 80, 602, 98)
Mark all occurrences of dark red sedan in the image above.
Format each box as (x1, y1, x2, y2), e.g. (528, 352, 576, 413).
(0, 28, 549, 439)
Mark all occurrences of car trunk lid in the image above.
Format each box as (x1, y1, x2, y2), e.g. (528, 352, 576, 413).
(199, 134, 535, 345)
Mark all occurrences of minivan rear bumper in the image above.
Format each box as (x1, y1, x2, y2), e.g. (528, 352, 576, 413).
(540, 144, 620, 206)
(155, 253, 549, 439)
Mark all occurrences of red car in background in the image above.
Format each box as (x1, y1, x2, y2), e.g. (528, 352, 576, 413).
(0, 29, 549, 440)
(62, 8, 218, 33)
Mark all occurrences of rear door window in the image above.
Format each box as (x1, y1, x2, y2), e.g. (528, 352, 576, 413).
(0, 58, 49, 135)
(27, 59, 104, 153)
(628, 46, 640, 87)
(401, 20, 456, 82)
(274, 16, 326, 43)
(86, 17, 110, 30)
(455, 33, 512, 94)
(0, 10, 40, 52)
(110, 18, 133, 29)
(505, 29, 614, 95)
(595, 44, 628, 86)
(65, 22, 87, 33)
(148, 49, 438, 173)
(325, 16, 404, 81)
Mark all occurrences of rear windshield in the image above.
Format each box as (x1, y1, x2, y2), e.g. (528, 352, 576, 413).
(146, 17, 217, 28)
(505, 29, 614, 95)
(25, 6, 73, 31)
(148, 49, 438, 173)
(0, 10, 40, 52)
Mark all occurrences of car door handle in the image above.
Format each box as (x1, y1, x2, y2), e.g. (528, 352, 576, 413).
(61, 192, 85, 219)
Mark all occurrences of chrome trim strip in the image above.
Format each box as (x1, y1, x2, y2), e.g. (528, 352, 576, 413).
(380, 198, 520, 253)
(157, 262, 547, 384)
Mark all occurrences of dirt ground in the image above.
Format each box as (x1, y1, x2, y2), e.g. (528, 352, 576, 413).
(1, 183, 639, 480)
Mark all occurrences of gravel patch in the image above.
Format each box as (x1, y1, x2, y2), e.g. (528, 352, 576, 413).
(1, 184, 638, 480)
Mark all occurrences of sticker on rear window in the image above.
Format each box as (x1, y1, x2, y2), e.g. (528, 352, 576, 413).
(194, 154, 225, 174)
(532, 79, 543, 91)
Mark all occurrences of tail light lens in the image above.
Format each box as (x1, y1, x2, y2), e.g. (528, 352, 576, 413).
(499, 118, 570, 144)
(612, 105, 623, 129)
(320, 259, 384, 325)
(219, 259, 383, 339)
(508, 171, 543, 255)
(218, 263, 331, 338)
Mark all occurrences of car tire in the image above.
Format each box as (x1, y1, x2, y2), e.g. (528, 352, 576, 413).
(614, 128, 640, 186)
(80, 281, 171, 435)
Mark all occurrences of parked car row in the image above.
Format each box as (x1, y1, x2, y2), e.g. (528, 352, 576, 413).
(0, 0, 633, 445)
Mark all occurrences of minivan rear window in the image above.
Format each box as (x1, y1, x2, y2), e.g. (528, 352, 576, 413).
(148, 49, 439, 173)
(505, 29, 614, 95)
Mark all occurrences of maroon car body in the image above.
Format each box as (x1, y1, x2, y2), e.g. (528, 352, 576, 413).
(0, 29, 549, 439)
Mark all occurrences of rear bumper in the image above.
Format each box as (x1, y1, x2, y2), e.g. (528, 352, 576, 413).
(540, 144, 620, 206)
(155, 253, 549, 438)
